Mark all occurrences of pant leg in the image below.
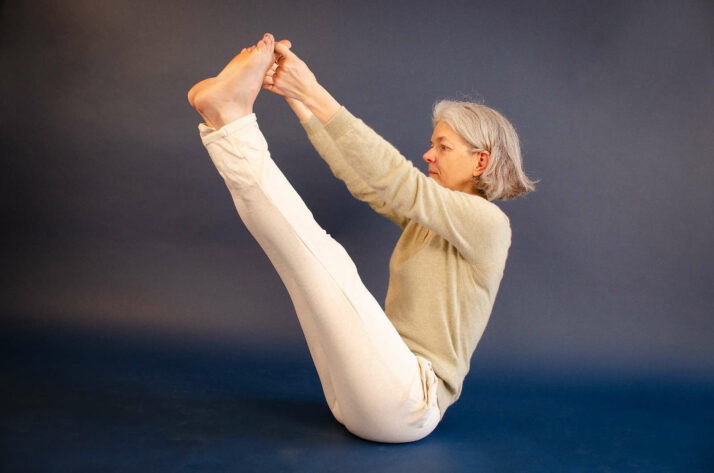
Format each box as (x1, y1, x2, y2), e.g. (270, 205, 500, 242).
(199, 114, 441, 443)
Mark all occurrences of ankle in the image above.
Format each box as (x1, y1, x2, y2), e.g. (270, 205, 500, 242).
(210, 106, 253, 129)
(195, 94, 252, 129)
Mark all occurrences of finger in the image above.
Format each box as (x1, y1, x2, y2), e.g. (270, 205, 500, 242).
(273, 42, 289, 62)
(273, 41, 294, 59)
(262, 82, 286, 96)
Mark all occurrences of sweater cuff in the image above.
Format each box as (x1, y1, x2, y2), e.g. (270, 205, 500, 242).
(323, 106, 358, 141)
(300, 114, 324, 138)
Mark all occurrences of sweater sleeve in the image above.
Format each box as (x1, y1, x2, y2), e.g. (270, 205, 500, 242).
(323, 107, 511, 265)
(301, 114, 409, 229)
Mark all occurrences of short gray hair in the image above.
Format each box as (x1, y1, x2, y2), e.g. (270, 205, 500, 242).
(432, 100, 537, 200)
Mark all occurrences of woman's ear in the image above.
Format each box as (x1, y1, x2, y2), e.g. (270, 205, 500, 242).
(472, 150, 490, 177)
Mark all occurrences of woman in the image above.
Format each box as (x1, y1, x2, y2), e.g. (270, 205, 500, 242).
(187, 33, 535, 443)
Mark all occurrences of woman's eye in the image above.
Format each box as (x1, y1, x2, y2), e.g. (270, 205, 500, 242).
(440, 145, 448, 151)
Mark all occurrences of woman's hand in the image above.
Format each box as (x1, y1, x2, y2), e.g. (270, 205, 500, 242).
(263, 41, 317, 102)
(263, 41, 341, 125)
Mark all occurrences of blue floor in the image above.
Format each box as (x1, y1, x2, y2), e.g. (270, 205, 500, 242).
(1, 326, 712, 472)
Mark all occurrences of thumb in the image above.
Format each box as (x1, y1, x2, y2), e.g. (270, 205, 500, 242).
(274, 40, 294, 59)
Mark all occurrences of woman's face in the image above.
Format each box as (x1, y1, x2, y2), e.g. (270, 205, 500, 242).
(423, 121, 480, 195)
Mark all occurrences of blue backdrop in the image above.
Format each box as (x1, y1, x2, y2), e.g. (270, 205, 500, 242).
(1, 1, 713, 470)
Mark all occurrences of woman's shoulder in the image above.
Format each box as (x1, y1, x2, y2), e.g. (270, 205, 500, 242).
(459, 193, 512, 255)
(450, 190, 511, 231)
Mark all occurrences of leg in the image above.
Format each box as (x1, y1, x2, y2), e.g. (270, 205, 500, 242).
(188, 36, 441, 442)
(199, 115, 440, 442)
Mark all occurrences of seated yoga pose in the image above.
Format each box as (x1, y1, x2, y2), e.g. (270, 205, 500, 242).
(187, 33, 536, 443)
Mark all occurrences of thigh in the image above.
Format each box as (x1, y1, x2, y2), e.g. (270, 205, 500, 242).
(201, 116, 440, 441)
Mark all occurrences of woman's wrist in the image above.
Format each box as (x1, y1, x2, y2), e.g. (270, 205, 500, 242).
(286, 97, 313, 123)
(303, 82, 341, 125)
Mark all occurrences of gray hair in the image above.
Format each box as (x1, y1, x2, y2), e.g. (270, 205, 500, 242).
(432, 100, 537, 200)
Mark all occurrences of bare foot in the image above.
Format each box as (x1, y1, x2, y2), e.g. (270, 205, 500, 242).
(188, 33, 276, 129)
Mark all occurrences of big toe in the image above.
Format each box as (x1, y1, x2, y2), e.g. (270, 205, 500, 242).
(258, 34, 274, 53)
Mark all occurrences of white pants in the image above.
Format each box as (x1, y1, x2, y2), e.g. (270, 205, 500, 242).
(199, 114, 441, 443)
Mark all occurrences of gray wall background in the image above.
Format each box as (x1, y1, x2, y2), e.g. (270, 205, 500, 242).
(3, 0, 712, 380)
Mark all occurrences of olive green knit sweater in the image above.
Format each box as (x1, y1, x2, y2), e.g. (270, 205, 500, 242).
(302, 107, 511, 417)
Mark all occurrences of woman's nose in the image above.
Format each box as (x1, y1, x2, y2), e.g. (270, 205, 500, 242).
(423, 149, 436, 163)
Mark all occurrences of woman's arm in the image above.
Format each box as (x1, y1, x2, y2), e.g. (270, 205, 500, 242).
(291, 100, 408, 228)
(285, 96, 313, 122)
(267, 58, 407, 227)
(322, 107, 512, 265)
(265, 43, 509, 262)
